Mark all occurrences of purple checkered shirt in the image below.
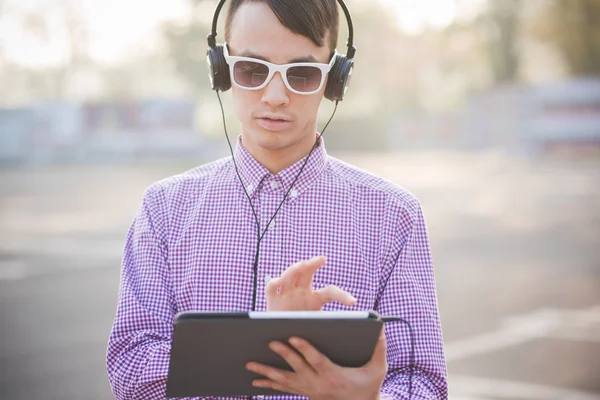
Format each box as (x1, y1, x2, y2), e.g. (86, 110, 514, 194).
(106, 135, 448, 399)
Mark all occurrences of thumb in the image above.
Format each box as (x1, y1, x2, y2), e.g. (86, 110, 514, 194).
(368, 326, 388, 369)
(316, 285, 357, 307)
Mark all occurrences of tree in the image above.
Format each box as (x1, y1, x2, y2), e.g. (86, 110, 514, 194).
(476, 0, 522, 84)
(529, 0, 600, 76)
(0, 0, 90, 103)
(162, 0, 214, 96)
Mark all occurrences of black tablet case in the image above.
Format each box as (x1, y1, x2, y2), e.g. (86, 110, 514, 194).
(166, 312, 382, 397)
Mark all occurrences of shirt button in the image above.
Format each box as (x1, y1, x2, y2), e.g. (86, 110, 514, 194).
(270, 180, 280, 189)
(246, 183, 254, 192)
(290, 189, 298, 198)
(268, 220, 275, 230)
(265, 274, 271, 283)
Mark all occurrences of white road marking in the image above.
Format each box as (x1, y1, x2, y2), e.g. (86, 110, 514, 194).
(0, 260, 37, 281)
(545, 330, 600, 343)
(445, 305, 600, 362)
(449, 396, 490, 400)
(450, 375, 600, 400)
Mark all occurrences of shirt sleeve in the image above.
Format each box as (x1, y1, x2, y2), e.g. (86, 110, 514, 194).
(376, 198, 448, 399)
(106, 187, 212, 400)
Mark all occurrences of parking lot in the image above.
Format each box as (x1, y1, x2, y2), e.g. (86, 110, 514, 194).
(1, 150, 599, 399)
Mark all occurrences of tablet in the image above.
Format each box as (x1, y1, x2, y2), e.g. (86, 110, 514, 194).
(166, 310, 382, 398)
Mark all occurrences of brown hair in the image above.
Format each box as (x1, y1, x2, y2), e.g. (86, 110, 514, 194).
(224, 0, 339, 55)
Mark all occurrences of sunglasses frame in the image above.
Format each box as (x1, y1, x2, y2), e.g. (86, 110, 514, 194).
(223, 43, 337, 95)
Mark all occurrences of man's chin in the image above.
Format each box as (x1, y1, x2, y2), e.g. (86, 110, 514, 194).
(245, 129, 294, 151)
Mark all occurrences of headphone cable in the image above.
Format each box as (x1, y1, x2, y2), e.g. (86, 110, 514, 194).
(216, 92, 414, 398)
(216, 91, 339, 311)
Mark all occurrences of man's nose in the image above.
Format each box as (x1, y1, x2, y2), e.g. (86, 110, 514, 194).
(261, 71, 290, 107)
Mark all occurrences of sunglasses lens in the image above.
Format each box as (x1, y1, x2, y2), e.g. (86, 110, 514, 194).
(233, 60, 269, 88)
(287, 66, 322, 92)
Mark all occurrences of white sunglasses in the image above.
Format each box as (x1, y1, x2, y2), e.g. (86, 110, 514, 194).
(223, 43, 337, 95)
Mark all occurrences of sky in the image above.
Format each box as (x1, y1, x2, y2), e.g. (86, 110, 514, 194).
(381, 0, 458, 34)
(0, 0, 479, 68)
(0, 0, 191, 67)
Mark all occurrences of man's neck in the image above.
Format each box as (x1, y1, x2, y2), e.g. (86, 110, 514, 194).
(242, 134, 318, 175)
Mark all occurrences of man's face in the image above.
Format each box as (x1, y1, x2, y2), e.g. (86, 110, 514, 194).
(227, 2, 332, 159)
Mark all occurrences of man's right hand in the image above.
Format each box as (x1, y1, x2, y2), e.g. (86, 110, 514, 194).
(265, 256, 357, 311)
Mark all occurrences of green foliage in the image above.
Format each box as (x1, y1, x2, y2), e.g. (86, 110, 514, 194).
(162, 0, 214, 97)
(530, 0, 600, 76)
(477, 0, 522, 84)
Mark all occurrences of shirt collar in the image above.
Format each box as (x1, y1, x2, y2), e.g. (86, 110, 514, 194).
(233, 134, 328, 198)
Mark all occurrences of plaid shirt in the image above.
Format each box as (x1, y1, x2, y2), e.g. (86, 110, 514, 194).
(106, 136, 448, 399)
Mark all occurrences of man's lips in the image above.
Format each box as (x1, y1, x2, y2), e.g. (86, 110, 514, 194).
(256, 116, 292, 131)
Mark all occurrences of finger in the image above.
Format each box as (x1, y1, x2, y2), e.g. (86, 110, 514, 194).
(246, 361, 291, 385)
(297, 255, 326, 288)
(277, 260, 304, 290)
(367, 326, 388, 370)
(288, 337, 335, 373)
(266, 277, 280, 298)
(279, 256, 325, 289)
(268, 341, 315, 374)
(316, 285, 357, 307)
(251, 379, 302, 395)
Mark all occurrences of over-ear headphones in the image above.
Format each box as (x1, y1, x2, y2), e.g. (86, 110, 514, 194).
(206, 0, 356, 102)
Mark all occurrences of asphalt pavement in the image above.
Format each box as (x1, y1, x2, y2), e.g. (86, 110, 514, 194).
(1, 151, 599, 399)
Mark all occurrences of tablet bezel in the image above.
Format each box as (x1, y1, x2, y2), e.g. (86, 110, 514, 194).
(166, 311, 382, 397)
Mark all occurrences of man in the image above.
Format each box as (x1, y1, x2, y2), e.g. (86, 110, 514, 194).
(106, 0, 448, 399)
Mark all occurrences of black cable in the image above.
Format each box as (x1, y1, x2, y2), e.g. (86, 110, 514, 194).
(217, 90, 339, 311)
(381, 317, 415, 400)
(217, 94, 414, 399)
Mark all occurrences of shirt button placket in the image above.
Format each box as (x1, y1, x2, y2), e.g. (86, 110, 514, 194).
(259, 180, 280, 311)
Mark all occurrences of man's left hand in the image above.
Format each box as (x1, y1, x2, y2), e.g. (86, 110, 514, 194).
(245, 327, 388, 400)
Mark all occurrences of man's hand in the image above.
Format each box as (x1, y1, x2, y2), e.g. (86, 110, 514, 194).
(246, 327, 388, 400)
(265, 256, 357, 311)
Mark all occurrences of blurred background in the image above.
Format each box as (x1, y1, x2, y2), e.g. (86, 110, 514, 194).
(0, 0, 599, 399)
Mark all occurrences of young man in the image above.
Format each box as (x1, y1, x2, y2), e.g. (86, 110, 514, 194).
(106, 0, 448, 399)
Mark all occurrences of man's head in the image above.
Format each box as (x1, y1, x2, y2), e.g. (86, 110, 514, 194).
(223, 0, 340, 172)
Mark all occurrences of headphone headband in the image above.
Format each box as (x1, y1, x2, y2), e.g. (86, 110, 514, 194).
(206, 0, 356, 101)
(207, 0, 355, 59)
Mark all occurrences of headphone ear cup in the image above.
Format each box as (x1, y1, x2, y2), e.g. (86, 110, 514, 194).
(207, 44, 231, 92)
(325, 55, 354, 101)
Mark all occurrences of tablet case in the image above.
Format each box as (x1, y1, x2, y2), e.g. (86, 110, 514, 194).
(166, 311, 382, 397)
